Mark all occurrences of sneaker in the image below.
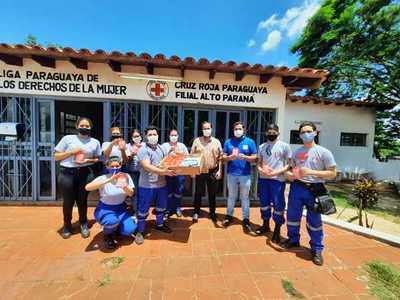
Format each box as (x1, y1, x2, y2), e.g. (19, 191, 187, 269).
(135, 232, 144, 245)
(271, 225, 282, 243)
(312, 251, 324, 266)
(62, 225, 72, 239)
(242, 218, 252, 232)
(104, 234, 117, 249)
(80, 223, 90, 239)
(155, 224, 172, 234)
(209, 212, 217, 222)
(222, 215, 233, 227)
(280, 238, 300, 249)
(255, 221, 270, 235)
(176, 208, 183, 217)
(192, 213, 199, 223)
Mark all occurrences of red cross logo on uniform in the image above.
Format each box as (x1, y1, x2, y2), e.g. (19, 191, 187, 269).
(146, 80, 169, 100)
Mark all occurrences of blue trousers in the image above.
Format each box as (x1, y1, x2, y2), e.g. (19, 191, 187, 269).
(227, 174, 251, 219)
(258, 178, 286, 225)
(94, 201, 137, 236)
(287, 181, 324, 253)
(137, 186, 168, 233)
(166, 176, 185, 213)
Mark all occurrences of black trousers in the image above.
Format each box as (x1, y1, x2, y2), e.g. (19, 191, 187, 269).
(59, 166, 92, 226)
(193, 168, 218, 215)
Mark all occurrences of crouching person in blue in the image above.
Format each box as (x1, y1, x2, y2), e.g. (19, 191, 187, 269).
(135, 126, 176, 245)
(255, 124, 292, 243)
(86, 156, 137, 249)
(282, 121, 337, 266)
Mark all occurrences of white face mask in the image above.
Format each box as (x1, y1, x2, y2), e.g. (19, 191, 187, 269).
(132, 136, 142, 144)
(234, 129, 244, 138)
(203, 129, 212, 137)
(169, 136, 178, 143)
(147, 135, 158, 145)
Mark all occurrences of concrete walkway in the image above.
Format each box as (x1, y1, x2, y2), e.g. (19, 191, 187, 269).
(0, 206, 399, 300)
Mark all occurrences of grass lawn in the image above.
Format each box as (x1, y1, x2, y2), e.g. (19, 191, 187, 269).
(328, 185, 400, 225)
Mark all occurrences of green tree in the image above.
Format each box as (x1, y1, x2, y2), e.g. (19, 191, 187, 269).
(291, 0, 400, 158)
(25, 34, 40, 47)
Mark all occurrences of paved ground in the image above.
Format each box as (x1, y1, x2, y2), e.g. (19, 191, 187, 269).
(0, 206, 399, 300)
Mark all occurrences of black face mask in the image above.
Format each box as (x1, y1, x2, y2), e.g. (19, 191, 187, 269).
(78, 127, 91, 136)
(111, 135, 122, 140)
(267, 134, 278, 142)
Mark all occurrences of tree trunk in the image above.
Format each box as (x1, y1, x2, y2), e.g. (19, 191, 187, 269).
(358, 198, 364, 226)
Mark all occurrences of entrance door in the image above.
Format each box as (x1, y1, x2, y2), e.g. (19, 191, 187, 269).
(182, 108, 211, 197)
(214, 110, 242, 198)
(0, 97, 34, 200)
(35, 99, 56, 200)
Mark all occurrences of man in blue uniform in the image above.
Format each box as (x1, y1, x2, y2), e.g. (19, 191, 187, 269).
(256, 124, 292, 243)
(282, 121, 337, 266)
(222, 121, 257, 231)
(135, 126, 176, 244)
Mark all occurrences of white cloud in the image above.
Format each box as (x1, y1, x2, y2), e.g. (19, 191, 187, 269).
(257, 14, 279, 31)
(258, 0, 320, 38)
(261, 30, 282, 52)
(247, 39, 256, 48)
(276, 61, 288, 67)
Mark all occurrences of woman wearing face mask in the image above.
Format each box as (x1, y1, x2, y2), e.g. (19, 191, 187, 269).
(190, 121, 223, 223)
(222, 121, 257, 231)
(102, 127, 129, 165)
(86, 156, 136, 249)
(255, 124, 292, 243)
(126, 129, 143, 212)
(54, 117, 101, 239)
(161, 129, 189, 217)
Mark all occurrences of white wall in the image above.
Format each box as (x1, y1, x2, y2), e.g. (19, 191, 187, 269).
(369, 159, 400, 181)
(284, 100, 376, 174)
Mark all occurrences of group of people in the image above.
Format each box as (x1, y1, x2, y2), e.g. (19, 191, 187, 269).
(54, 117, 336, 266)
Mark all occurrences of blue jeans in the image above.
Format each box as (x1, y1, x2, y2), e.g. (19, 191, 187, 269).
(226, 174, 251, 219)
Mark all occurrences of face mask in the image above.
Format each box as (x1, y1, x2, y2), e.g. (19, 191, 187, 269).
(111, 135, 122, 141)
(234, 130, 244, 138)
(147, 135, 159, 145)
(203, 129, 212, 137)
(78, 127, 91, 136)
(132, 136, 141, 144)
(170, 136, 178, 143)
(300, 132, 317, 143)
(267, 134, 278, 142)
(107, 167, 121, 175)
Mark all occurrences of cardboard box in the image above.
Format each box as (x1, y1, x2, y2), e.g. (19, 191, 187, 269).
(160, 153, 203, 176)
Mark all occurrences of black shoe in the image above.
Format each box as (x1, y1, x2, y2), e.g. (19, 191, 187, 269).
(255, 221, 270, 235)
(135, 232, 144, 245)
(242, 219, 252, 232)
(155, 224, 172, 234)
(104, 234, 117, 249)
(62, 225, 72, 239)
(280, 239, 300, 249)
(312, 251, 324, 266)
(271, 224, 282, 243)
(209, 212, 217, 222)
(80, 223, 90, 239)
(222, 215, 233, 227)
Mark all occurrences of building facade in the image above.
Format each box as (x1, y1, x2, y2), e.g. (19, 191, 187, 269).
(0, 44, 389, 202)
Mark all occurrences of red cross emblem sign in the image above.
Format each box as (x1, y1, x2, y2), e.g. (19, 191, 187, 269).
(146, 80, 169, 100)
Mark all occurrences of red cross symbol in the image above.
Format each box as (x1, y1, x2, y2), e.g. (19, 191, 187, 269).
(151, 82, 165, 96)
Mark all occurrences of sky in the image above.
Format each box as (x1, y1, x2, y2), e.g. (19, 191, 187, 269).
(0, 0, 321, 68)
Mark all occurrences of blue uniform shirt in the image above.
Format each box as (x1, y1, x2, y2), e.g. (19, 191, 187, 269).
(224, 136, 257, 176)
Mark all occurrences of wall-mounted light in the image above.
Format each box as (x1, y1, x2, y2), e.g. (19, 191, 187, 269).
(119, 73, 183, 83)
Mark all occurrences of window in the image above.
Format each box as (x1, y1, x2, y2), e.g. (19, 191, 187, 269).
(290, 130, 319, 144)
(340, 133, 367, 147)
